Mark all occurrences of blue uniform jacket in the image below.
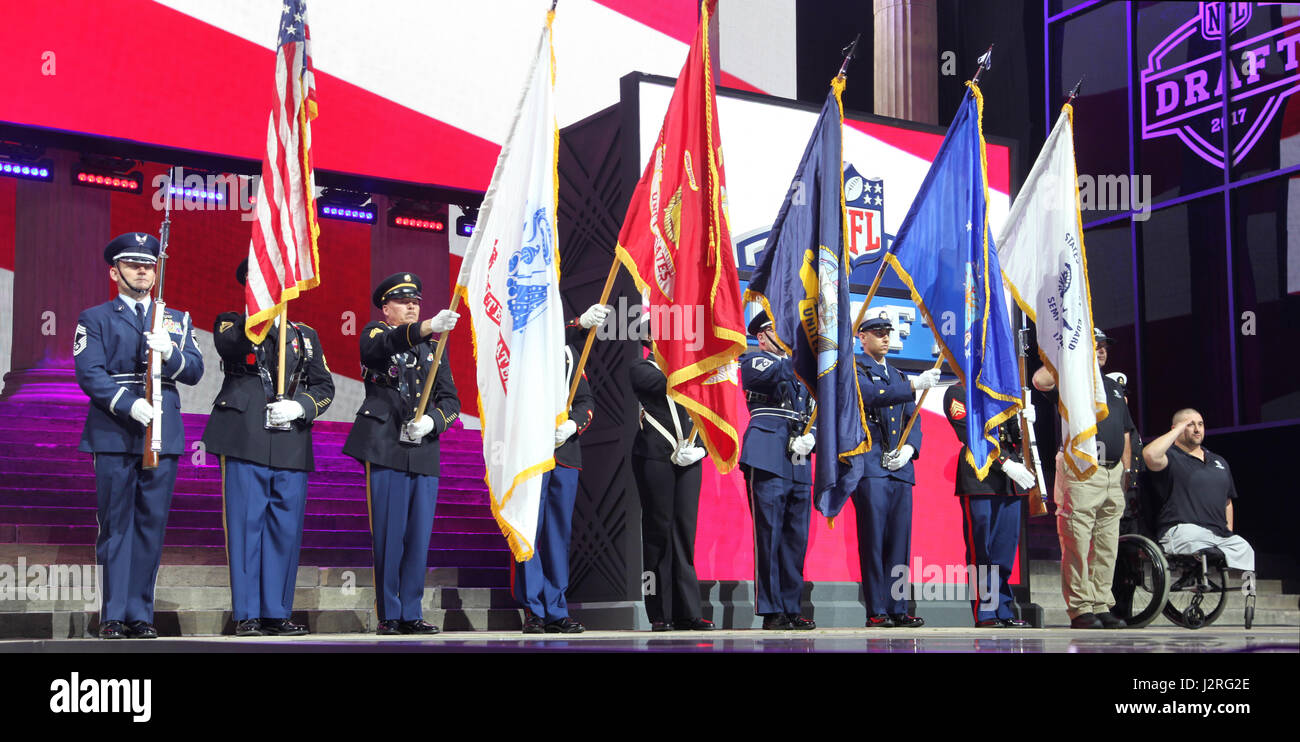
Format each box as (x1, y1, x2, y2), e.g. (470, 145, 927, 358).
(74, 297, 204, 455)
(855, 353, 921, 484)
(739, 350, 814, 484)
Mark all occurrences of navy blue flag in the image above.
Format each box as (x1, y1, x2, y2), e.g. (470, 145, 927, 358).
(885, 82, 1021, 479)
(744, 79, 869, 517)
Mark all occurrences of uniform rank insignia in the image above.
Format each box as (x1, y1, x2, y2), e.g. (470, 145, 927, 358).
(950, 399, 967, 420)
(369, 327, 384, 339)
(73, 324, 87, 356)
(219, 321, 234, 334)
(751, 358, 773, 372)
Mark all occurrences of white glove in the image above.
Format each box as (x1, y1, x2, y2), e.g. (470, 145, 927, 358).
(671, 446, 707, 467)
(428, 310, 460, 333)
(579, 303, 612, 329)
(405, 415, 434, 440)
(882, 444, 915, 471)
(555, 419, 577, 446)
(129, 398, 155, 425)
(789, 433, 815, 456)
(1020, 391, 1036, 424)
(144, 331, 174, 361)
(267, 400, 305, 425)
(910, 368, 941, 391)
(1001, 459, 1037, 490)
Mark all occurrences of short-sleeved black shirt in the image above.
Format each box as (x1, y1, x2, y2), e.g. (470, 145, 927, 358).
(1094, 375, 1136, 465)
(1151, 445, 1237, 539)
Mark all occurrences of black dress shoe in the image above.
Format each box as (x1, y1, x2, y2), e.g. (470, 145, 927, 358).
(376, 620, 401, 636)
(866, 614, 895, 628)
(235, 618, 263, 637)
(1070, 612, 1104, 629)
(673, 617, 714, 631)
(975, 618, 1005, 628)
(399, 619, 440, 635)
(261, 617, 309, 636)
(786, 615, 816, 630)
(650, 621, 672, 632)
(761, 614, 791, 630)
(890, 613, 925, 628)
(544, 617, 585, 633)
(522, 615, 546, 634)
(1096, 611, 1127, 629)
(97, 620, 127, 639)
(1001, 617, 1031, 628)
(126, 621, 158, 639)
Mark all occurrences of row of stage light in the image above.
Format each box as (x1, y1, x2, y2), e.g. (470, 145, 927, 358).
(0, 153, 476, 236)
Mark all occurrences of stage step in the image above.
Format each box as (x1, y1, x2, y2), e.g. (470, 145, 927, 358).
(1028, 559, 1300, 627)
(0, 400, 506, 584)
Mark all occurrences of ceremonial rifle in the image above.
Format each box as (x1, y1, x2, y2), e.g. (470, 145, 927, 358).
(143, 169, 174, 469)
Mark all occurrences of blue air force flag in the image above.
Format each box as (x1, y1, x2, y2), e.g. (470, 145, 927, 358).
(885, 82, 1022, 479)
(744, 79, 869, 516)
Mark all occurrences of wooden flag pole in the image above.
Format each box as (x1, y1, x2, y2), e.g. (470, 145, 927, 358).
(413, 291, 463, 421)
(276, 303, 289, 398)
(891, 355, 945, 454)
(567, 260, 622, 408)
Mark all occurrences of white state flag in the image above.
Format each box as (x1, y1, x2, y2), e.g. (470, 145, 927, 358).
(454, 10, 566, 562)
(997, 104, 1109, 480)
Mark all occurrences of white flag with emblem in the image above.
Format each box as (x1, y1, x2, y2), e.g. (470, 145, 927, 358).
(997, 104, 1109, 480)
(453, 9, 566, 562)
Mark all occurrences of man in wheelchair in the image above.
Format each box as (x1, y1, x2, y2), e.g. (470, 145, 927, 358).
(1142, 408, 1255, 575)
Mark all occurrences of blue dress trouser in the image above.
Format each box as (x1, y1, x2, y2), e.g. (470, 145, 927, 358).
(513, 466, 580, 622)
(960, 495, 1021, 621)
(94, 454, 178, 623)
(852, 476, 913, 616)
(367, 464, 439, 621)
(746, 467, 810, 616)
(222, 457, 309, 620)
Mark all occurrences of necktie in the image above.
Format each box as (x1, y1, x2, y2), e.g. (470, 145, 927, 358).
(136, 303, 147, 332)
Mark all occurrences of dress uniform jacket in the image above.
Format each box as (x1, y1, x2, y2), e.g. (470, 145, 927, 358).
(942, 383, 1026, 496)
(201, 313, 334, 470)
(342, 321, 459, 475)
(856, 353, 922, 481)
(739, 350, 814, 483)
(74, 297, 204, 453)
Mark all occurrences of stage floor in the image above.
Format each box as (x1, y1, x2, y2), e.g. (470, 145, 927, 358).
(3, 627, 1296, 653)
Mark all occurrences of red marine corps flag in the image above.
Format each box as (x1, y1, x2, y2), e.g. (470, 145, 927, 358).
(614, 0, 746, 472)
(245, 0, 321, 342)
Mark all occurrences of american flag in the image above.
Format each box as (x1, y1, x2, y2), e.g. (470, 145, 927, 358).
(244, 0, 320, 343)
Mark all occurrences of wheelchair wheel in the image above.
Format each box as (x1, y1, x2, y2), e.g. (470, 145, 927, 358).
(1163, 563, 1229, 629)
(1112, 534, 1169, 629)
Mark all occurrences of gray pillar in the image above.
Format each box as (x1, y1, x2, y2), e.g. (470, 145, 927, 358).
(873, 0, 938, 125)
(2, 149, 112, 402)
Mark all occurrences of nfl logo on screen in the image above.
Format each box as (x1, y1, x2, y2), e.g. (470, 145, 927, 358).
(844, 164, 885, 267)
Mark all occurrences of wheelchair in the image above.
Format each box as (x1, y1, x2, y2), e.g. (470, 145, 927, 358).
(1108, 470, 1256, 629)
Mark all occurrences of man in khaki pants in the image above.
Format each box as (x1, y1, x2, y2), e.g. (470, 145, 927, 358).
(1034, 329, 1135, 629)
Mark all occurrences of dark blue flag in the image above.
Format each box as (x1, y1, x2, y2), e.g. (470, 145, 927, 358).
(885, 82, 1022, 479)
(745, 79, 869, 517)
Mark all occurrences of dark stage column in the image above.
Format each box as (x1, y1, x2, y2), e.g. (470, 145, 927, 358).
(2, 150, 111, 402)
(873, 0, 938, 125)
(367, 194, 449, 324)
